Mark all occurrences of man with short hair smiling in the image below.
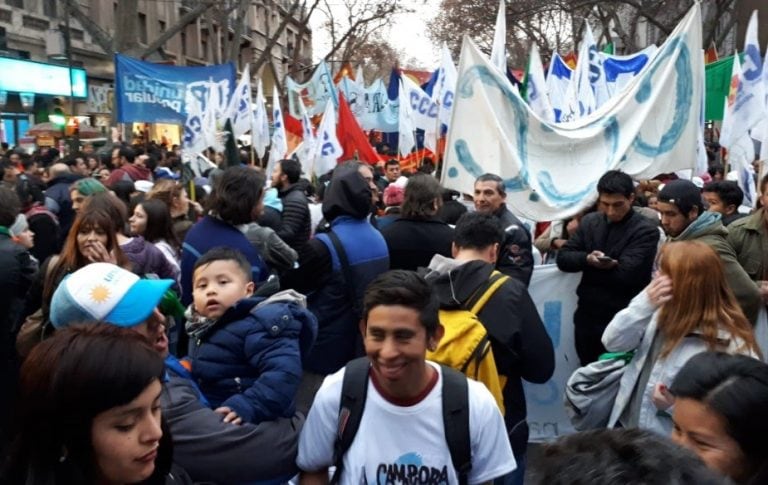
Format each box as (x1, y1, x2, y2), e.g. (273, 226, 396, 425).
(297, 270, 515, 484)
(558, 170, 659, 365)
(473, 173, 534, 285)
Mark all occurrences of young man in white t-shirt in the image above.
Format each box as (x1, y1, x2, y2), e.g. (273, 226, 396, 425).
(297, 270, 516, 484)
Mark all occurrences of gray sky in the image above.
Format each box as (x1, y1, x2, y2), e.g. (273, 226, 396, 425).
(310, 1, 440, 71)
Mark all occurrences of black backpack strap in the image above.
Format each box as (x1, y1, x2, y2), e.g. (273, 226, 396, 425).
(441, 365, 471, 485)
(464, 271, 506, 311)
(330, 357, 370, 485)
(327, 229, 362, 319)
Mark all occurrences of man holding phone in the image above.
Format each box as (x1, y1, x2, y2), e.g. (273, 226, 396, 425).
(557, 170, 660, 365)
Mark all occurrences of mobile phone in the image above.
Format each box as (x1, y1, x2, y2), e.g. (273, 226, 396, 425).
(596, 256, 615, 263)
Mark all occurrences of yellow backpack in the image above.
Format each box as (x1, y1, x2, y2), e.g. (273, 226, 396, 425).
(427, 271, 508, 415)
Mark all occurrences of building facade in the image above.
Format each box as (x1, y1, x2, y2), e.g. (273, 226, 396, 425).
(0, 0, 312, 145)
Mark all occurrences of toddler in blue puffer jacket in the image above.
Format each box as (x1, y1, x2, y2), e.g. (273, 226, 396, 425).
(186, 246, 317, 424)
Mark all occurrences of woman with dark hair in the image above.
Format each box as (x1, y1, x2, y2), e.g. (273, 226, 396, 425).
(2, 324, 187, 484)
(129, 199, 181, 282)
(602, 241, 760, 434)
(85, 193, 177, 283)
(381, 173, 454, 270)
(146, 180, 199, 243)
(179, 166, 269, 306)
(669, 352, 768, 484)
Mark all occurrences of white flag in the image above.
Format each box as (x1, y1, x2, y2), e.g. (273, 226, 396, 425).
(742, 11, 766, 135)
(546, 53, 572, 122)
(720, 53, 744, 148)
(562, 27, 597, 121)
(490, 0, 507, 74)
(251, 79, 270, 159)
(433, 44, 458, 129)
(226, 64, 253, 138)
(267, 85, 288, 175)
(400, 74, 437, 152)
(203, 83, 223, 153)
(398, 79, 416, 157)
(355, 66, 365, 87)
(313, 100, 342, 177)
(297, 97, 317, 176)
(525, 44, 555, 123)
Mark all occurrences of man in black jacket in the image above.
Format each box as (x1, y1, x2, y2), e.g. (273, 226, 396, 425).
(0, 186, 37, 449)
(424, 212, 554, 482)
(271, 158, 311, 252)
(474, 173, 534, 286)
(557, 170, 659, 365)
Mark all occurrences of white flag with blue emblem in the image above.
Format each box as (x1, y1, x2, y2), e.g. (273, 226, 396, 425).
(267, 85, 288, 175)
(225, 64, 253, 138)
(525, 44, 554, 123)
(433, 44, 458, 129)
(313, 100, 342, 177)
(298, 97, 317, 176)
(546, 53, 572, 122)
(252, 79, 270, 159)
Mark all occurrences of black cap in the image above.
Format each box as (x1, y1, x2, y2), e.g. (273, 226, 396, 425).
(658, 179, 703, 215)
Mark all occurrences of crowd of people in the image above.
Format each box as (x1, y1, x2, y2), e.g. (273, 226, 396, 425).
(0, 140, 767, 484)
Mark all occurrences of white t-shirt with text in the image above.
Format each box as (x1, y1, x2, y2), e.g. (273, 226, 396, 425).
(297, 361, 516, 484)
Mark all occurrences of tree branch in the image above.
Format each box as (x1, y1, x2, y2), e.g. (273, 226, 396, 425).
(63, 0, 114, 56)
(252, 0, 302, 74)
(140, 0, 221, 59)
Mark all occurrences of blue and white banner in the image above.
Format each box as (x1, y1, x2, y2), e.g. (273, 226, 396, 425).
(286, 61, 337, 119)
(182, 78, 231, 154)
(225, 64, 253, 138)
(525, 265, 580, 442)
(600, 45, 657, 98)
(115, 54, 235, 123)
(443, 3, 703, 221)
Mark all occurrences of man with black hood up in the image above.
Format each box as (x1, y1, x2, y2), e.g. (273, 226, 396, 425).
(283, 162, 389, 379)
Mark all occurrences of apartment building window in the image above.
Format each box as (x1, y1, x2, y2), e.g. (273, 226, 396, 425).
(159, 20, 166, 33)
(43, 0, 55, 17)
(138, 13, 147, 44)
(7, 0, 23, 8)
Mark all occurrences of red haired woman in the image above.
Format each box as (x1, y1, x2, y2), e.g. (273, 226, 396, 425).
(603, 240, 759, 433)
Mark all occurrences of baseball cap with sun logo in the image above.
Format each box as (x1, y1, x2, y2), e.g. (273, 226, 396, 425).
(50, 263, 174, 328)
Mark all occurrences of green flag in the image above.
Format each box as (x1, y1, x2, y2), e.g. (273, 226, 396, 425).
(705, 53, 744, 121)
(601, 42, 614, 55)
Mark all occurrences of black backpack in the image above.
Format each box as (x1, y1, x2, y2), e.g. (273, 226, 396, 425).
(330, 357, 471, 485)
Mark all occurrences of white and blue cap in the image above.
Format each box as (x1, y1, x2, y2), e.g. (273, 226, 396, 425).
(50, 263, 174, 329)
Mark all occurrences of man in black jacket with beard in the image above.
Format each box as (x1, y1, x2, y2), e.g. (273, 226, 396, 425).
(557, 170, 659, 365)
(424, 212, 554, 483)
(271, 158, 311, 252)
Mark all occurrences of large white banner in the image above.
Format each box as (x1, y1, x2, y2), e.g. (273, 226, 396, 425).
(443, 3, 703, 222)
(525, 265, 580, 442)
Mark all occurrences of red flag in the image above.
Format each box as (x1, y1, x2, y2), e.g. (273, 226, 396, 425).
(336, 93, 382, 164)
(704, 41, 719, 64)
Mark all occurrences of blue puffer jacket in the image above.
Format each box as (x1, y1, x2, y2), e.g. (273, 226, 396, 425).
(189, 292, 317, 424)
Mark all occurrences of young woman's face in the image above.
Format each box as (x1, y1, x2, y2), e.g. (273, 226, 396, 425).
(672, 397, 750, 481)
(91, 379, 163, 484)
(77, 223, 109, 256)
(172, 188, 190, 217)
(129, 204, 148, 236)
